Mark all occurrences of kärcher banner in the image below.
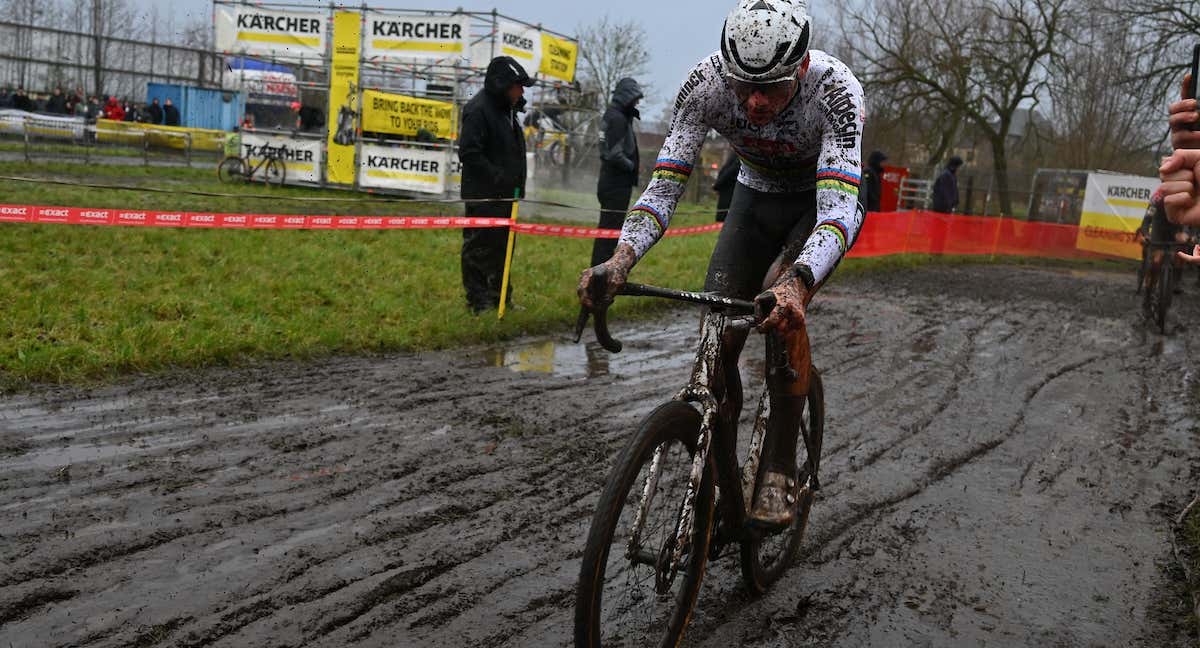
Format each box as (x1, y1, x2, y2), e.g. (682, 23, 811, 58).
(216, 7, 327, 60)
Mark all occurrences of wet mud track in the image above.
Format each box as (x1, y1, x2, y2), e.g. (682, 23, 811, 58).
(1, 264, 1198, 647)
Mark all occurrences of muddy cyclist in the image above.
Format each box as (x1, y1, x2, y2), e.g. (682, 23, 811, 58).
(578, 0, 867, 529)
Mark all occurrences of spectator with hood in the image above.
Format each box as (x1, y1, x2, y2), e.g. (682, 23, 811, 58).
(863, 150, 887, 212)
(45, 87, 67, 114)
(592, 77, 644, 266)
(458, 56, 535, 314)
(103, 96, 124, 121)
(931, 156, 963, 213)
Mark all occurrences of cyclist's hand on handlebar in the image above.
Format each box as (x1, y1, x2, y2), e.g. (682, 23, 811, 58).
(578, 244, 637, 309)
(757, 274, 809, 334)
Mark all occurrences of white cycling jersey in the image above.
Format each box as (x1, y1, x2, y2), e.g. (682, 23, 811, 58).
(618, 49, 866, 286)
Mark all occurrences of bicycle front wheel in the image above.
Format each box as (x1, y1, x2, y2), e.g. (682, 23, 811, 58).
(217, 157, 244, 184)
(264, 158, 286, 187)
(740, 368, 824, 594)
(1157, 260, 1174, 333)
(575, 401, 715, 648)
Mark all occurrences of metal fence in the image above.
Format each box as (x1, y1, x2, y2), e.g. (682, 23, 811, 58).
(0, 111, 216, 167)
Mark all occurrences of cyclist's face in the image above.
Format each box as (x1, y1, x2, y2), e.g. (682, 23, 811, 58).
(728, 57, 808, 126)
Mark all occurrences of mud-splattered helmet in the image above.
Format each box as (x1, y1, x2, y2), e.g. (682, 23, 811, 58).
(720, 0, 812, 83)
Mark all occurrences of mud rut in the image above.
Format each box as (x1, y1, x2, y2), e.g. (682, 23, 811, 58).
(1, 264, 1198, 648)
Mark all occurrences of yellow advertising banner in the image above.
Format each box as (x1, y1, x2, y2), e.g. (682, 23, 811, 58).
(96, 120, 225, 151)
(1075, 173, 1157, 260)
(539, 33, 578, 82)
(326, 11, 362, 185)
(361, 90, 455, 139)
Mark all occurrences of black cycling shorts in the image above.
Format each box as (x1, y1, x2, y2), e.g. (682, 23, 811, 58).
(703, 183, 818, 299)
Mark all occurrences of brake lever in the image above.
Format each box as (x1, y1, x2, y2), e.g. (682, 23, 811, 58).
(575, 267, 623, 353)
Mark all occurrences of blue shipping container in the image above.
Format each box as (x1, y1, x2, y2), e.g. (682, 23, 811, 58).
(146, 83, 245, 131)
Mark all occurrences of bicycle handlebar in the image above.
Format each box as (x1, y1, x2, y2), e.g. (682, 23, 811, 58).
(574, 269, 778, 354)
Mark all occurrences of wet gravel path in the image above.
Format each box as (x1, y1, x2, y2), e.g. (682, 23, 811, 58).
(1, 264, 1197, 647)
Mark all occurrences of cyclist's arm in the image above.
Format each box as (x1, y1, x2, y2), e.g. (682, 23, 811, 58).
(794, 73, 867, 290)
(616, 65, 712, 260)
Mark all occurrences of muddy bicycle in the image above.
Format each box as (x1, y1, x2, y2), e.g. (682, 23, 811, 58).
(573, 269, 824, 648)
(217, 148, 287, 187)
(1139, 240, 1194, 334)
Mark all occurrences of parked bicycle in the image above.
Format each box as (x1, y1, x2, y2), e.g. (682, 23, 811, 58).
(573, 269, 824, 648)
(217, 146, 287, 187)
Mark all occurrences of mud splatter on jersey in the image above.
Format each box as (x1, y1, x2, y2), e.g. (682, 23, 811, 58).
(618, 50, 865, 286)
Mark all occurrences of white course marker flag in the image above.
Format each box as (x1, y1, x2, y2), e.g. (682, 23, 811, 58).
(364, 13, 470, 62)
(216, 6, 327, 60)
(359, 144, 449, 194)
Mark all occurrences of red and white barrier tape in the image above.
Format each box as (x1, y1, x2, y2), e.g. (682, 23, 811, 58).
(0, 204, 723, 238)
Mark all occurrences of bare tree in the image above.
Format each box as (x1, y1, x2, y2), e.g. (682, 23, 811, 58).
(1121, 0, 1200, 101)
(841, 0, 1070, 215)
(575, 15, 652, 111)
(1044, 5, 1163, 172)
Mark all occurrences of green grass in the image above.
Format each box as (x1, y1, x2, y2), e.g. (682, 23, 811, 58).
(0, 161, 1131, 387)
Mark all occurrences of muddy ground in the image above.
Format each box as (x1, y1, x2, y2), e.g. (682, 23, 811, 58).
(1, 264, 1198, 648)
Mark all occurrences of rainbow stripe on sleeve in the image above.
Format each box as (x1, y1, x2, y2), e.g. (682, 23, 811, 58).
(651, 158, 693, 185)
(814, 218, 850, 252)
(816, 168, 861, 196)
(628, 203, 668, 234)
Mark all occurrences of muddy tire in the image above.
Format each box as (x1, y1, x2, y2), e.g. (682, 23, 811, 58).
(217, 157, 244, 184)
(740, 369, 824, 594)
(1156, 260, 1174, 334)
(264, 158, 286, 187)
(575, 400, 715, 648)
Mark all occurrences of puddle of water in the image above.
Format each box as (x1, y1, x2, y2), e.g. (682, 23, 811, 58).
(483, 340, 611, 378)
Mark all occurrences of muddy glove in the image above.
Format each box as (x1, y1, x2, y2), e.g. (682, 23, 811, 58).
(758, 269, 810, 334)
(578, 243, 637, 309)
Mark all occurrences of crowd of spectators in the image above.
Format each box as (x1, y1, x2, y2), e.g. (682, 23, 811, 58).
(0, 85, 181, 127)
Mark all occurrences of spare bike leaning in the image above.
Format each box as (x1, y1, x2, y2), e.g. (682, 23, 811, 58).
(573, 269, 825, 648)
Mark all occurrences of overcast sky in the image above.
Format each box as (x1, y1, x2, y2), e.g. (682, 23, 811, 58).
(130, 0, 836, 116)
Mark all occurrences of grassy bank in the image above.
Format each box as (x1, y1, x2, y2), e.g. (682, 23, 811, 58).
(0, 161, 1132, 387)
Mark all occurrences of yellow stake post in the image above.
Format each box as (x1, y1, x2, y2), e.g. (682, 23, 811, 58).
(498, 189, 521, 320)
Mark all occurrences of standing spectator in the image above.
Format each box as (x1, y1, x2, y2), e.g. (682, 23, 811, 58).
(45, 87, 66, 114)
(85, 96, 101, 120)
(163, 99, 181, 126)
(224, 126, 242, 161)
(0, 85, 12, 109)
(593, 77, 644, 266)
(146, 98, 163, 125)
(931, 156, 963, 213)
(13, 88, 33, 112)
(457, 56, 535, 314)
(73, 96, 88, 117)
(103, 96, 125, 121)
(123, 102, 139, 122)
(863, 150, 887, 212)
(712, 153, 741, 222)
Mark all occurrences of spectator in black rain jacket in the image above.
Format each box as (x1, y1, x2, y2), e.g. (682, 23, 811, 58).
(163, 99, 181, 126)
(592, 77, 644, 266)
(863, 150, 887, 212)
(712, 153, 741, 222)
(931, 156, 963, 213)
(458, 56, 535, 314)
(147, 98, 163, 125)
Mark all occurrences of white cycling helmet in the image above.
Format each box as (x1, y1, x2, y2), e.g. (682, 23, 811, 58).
(720, 0, 812, 83)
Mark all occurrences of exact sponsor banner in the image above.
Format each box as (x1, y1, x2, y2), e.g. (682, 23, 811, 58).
(326, 11, 362, 186)
(539, 33, 578, 82)
(361, 90, 455, 139)
(215, 6, 327, 60)
(240, 133, 322, 184)
(359, 144, 449, 194)
(364, 13, 469, 61)
(1075, 173, 1158, 260)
